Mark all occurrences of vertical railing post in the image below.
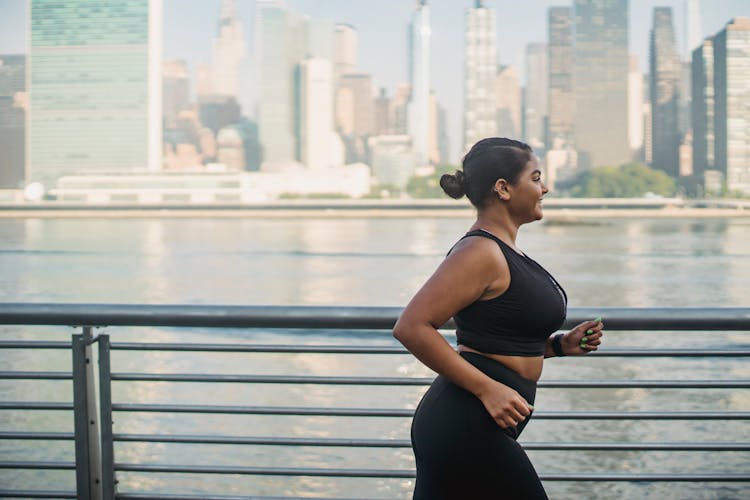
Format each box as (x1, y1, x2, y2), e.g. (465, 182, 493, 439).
(72, 327, 103, 500)
(99, 334, 116, 500)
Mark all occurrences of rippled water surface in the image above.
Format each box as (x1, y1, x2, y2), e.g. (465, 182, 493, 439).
(1, 216, 749, 499)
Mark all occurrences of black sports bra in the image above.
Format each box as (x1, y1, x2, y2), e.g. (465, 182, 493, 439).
(452, 230, 567, 356)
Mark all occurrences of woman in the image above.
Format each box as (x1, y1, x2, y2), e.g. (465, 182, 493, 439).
(393, 137, 604, 499)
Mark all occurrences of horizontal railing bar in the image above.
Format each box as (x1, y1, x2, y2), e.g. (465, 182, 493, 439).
(111, 373, 431, 385)
(1, 303, 749, 330)
(109, 342, 750, 357)
(0, 431, 73, 440)
(540, 473, 750, 482)
(113, 433, 750, 451)
(0, 371, 71, 380)
(112, 463, 750, 481)
(114, 433, 410, 447)
(0, 402, 73, 411)
(0, 460, 76, 470)
(590, 349, 750, 357)
(112, 342, 409, 354)
(113, 404, 412, 417)
(110, 404, 750, 420)
(116, 495, 383, 500)
(525, 442, 750, 451)
(109, 373, 750, 388)
(0, 304, 404, 329)
(4, 339, 740, 358)
(0, 490, 76, 499)
(540, 380, 750, 389)
(0, 341, 71, 349)
(116, 462, 415, 477)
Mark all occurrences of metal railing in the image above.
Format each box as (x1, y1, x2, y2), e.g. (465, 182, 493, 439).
(1, 304, 749, 499)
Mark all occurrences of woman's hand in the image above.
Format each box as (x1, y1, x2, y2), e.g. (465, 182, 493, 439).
(563, 317, 604, 355)
(476, 379, 534, 429)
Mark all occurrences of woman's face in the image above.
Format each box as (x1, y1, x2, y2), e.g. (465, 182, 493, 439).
(507, 158, 549, 223)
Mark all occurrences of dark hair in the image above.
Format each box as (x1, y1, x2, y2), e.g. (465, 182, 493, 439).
(440, 137, 533, 209)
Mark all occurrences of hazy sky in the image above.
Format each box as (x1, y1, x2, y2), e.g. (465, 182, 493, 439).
(2, 0, 749, 162)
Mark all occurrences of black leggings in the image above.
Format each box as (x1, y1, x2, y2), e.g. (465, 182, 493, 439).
(410, 352, 548, 500)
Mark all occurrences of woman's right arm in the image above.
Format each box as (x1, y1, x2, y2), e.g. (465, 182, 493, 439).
(392, 239, 533, 429)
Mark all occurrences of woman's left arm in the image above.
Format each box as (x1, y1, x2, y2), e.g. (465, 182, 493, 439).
(544, 318, 604, 358)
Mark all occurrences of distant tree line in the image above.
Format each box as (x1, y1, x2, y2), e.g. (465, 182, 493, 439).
(566, 163, 676, 198)
(405, 162, 677, 199)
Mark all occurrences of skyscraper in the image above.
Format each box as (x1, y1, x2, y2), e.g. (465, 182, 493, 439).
(211, 0, 246, 99)
(300, 58, 335, 169)
(573, 0, 629, 169)
(256, 3, 307, 163)
(27, 0, 162, 189)
(627, 56, 644, 154)
(408, 1, 431, 166)
(547, 6, 574, 148)
(463, 0, 497, 154)
(691, 38, 714, 180)
(524, 43, 548, 150)
(685, 0, 702, 58)
(437, 102, 450, 165)
(337, 74, 374, 137)
(650, 7, 681, 177)
(0, 55, 25, 188)
(373, 88, 392, 135)
(496, 65, 522, 138)
(677, 61, 692, 138)
(334, 23, 357, 80)
(428, 91, 441, 165)
(391, 83, 412, 135)
(162, 60, 190, 126)
(0, 55, 24, 97)
(335, 73, 373, 164)
(713, 17, 750, 195)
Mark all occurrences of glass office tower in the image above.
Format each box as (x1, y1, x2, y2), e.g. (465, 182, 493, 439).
(27, 0, 162, 189)
(573, 0, 630, 169)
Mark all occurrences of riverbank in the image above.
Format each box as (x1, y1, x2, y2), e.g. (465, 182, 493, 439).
(1, 198, 748, 219)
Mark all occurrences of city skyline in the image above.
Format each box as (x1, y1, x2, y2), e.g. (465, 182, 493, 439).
(2, 0, 750, 163)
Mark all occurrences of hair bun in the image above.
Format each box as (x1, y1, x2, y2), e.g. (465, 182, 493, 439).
(440, 170, 466, 199)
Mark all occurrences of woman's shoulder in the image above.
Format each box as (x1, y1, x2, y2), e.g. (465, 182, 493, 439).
(446, 233, 509, 272)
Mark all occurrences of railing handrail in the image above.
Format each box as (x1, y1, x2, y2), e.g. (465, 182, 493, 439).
(2, 304, 750, 498)
(1, 303, 750, 330)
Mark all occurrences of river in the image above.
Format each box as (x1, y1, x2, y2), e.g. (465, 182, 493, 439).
(1, 216, 749, 499)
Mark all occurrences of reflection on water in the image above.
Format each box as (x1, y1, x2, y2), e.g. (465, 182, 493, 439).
(4, 216, 746, 308)
(1, 217, 750, 498)
(142, 221, 170, 302)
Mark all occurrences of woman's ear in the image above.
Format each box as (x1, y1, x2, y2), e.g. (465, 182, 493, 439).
(494, 179, 511, 201)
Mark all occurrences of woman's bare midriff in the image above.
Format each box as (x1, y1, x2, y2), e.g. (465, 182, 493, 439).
(458, 344, 544, 382)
